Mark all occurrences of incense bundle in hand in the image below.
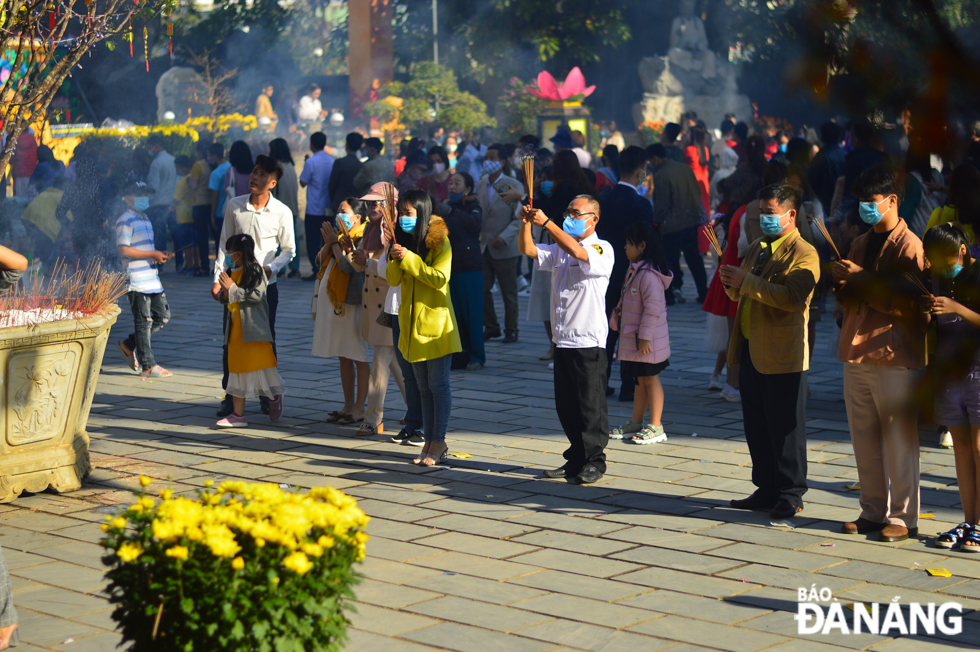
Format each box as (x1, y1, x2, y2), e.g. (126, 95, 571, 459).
(522, 156, 535, 209)
(336, 216, 352, 252)
(702, 223, 723, 257)
(903, 271, 931, 296)
(814, 217, 843, 261)
(382, 183, 398, 244)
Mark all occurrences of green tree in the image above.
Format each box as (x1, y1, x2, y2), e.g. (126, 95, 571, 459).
(371, 62, 495, 133)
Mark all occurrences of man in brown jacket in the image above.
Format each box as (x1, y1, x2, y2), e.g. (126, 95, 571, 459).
(833, 164, 927, 543)
(720, 183, 820, 520)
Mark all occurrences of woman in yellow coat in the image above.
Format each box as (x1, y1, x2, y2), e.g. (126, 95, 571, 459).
(386, 190, 462, 465)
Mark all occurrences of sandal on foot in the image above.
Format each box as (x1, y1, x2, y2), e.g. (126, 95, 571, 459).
(420, 447, 449, 467)
(117, 341, 138, 371)
(326, 411, 346, 423)
(961, 527, 980, 553)
(609, 423, 643, 440)
(141, 365, 172, 378)
(356, 422, 383, 437)
(632, 424, 667, 445)
(337, 413, 363, 425)
(935, 523, 972, 549)
(412, 443, 432, 465)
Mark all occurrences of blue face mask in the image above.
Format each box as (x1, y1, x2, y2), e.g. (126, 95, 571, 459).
(540, 181, 553, 197)
(562, 216, 588, 237)
(134, 197, 150, 211)
(337, 213, 355, 229)
(637, 184, 648, 196)
(778, 143, 788, 153)
(448, 191, 464, 204)
(943, 264, 964, 279)
(759, 210, 791, 237)
(398, 215, 417, 234)
(858, 196, 890, 225)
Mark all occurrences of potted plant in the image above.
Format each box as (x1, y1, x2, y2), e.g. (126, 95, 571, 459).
(101, 478, 370, 651)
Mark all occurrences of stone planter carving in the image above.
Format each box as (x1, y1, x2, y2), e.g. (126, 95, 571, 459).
(0, 305, 120, 502)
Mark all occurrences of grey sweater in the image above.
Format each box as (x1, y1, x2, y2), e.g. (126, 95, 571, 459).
(224, 270, 274, 344)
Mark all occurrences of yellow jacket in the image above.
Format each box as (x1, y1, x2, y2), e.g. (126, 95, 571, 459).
(725, 229, 820, 374)
(386, 217, 462, 363)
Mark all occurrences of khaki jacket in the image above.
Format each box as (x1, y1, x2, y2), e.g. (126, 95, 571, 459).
(477, 174, 522, 260)
(725, 229, 820, 374)
(834, 218, 927, 368)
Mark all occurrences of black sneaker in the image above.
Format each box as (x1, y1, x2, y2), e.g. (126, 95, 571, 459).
(216, 396, 234, 418)
(391, 428, 412, 444)
(407, 432, 425, 447)
(574, 464, 604, 484)
(260, 396, 271, 415)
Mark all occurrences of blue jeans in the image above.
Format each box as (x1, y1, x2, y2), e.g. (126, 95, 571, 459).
(174, 223, 196, 268)
(449, 270, 485, 365)
(411, 354, 453, 443)
(392, 316, 423, 432)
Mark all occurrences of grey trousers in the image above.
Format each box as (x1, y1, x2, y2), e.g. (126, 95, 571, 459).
(482, 250, 520, 335)
(0, 544, 18, 645)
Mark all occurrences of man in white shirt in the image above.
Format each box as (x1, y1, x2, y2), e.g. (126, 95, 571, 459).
(297, 83, 328, 135)
(212, 154, 296, 417)
(519, 195, 615, 484)
(299, 132, 334, 277)
(146, 134, 177, 254)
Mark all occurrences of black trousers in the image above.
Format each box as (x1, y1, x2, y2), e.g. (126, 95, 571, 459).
(553, 347, 610, 474)
(604, 288, 635, 398)
(663, 225, 709, 300)
(738, 340, 808, 507)
(125, 291, 170, 371)
(223, 282, 279, 392)
(193, 205, 218, 270)
(305, 214, 334, 273)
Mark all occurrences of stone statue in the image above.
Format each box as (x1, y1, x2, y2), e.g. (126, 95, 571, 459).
(668, 0, 716, 80)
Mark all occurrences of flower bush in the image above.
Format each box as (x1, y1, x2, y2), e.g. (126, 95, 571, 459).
(639, 120, 666, 146)
(80, 124, 199, 187)
(101, 478, 370, 652)
(186, 114, 258, 137)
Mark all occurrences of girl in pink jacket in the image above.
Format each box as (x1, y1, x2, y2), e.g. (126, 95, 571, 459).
(609, 222, 673, 444)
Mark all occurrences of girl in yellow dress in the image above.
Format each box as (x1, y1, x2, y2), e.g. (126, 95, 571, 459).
(216, 234, 285, 428)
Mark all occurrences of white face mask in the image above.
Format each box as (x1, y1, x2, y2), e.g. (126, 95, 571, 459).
(432, 163, 446, 174)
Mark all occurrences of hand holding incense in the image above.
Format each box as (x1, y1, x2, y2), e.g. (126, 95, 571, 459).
(814, 217, 843, 261)
(702, 223, 723, 257)
(522, 156, 535, 209)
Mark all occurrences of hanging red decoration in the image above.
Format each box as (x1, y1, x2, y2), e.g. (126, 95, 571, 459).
(129, 19, 133, 57)
(48, 10, 55, 29)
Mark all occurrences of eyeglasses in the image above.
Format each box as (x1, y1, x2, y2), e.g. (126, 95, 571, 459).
(563, 211, 596, 220)
(364, 200, 385, 208)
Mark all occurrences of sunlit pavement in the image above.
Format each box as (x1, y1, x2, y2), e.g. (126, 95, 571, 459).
(2, 256, 978, 652)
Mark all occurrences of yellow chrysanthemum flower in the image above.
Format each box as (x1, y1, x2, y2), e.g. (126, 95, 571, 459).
(232, 557, 245, 571)
(112, 517, 127, 530)
(160, 489, 173, 500)
(283, 552, 313, 575)
(139, 475, 153, 487)
(117, 543, 143, 563)
(165, 546, 189, 561)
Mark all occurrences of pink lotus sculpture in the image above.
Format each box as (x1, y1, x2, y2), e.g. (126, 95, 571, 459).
(526, 67, 595, 102)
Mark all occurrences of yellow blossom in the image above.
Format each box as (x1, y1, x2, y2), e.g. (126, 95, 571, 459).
(271, 575, 280, 585)
(318, 535, 335, 549)
(100, 524, 109, 532)
(139, 475, 153, 487)
(232, 557, 245, 571)
(301, 543, 323, 558)
(165, 546, 189, 561)
(140, 497, 155, 510)
(255, 538, 266, 548)
(117, 543, 143, 563)
(127, 503, 144, 514)
(160, 489, 173, 500)
(204, 480, 215, 487)
(112, 517, 127, 530)
(283, 551, 313, 575)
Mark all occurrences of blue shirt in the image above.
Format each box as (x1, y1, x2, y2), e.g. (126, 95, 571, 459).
(208, 162, 232, 218)
(299, 150, 334, 216)
(115, 210, 163, 294)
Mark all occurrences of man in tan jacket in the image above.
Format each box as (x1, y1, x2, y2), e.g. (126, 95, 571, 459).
(720, 183, 820, 520)
(833, 164, 927, 543)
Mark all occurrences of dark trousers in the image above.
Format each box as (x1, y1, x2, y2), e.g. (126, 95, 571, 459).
(146, 206, 172, 254)
(449, 270, 486, 365)
(604, 287, 635, 398)
(663, 225, 709, 300)
(553, 347, 609, 474)
(125, 291, 170, 371)
(223, 282, 278, 392)
(482, 250, 519, 335)
(738, 340, 808, 507)
(392, 316, 424, 432)
(193, 205, 217, 271)
(305, 214, 334, 273)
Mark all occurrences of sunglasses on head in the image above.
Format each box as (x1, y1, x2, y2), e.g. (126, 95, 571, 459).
(364, 200, 385, 208)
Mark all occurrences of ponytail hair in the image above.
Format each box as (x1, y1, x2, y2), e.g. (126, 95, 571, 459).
(922, 222, 973, 263)
(624, 221, 669, 275)
(225, 234, 264, 291)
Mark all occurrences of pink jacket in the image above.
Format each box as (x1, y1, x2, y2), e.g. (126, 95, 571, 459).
(610, 262, 672, 364)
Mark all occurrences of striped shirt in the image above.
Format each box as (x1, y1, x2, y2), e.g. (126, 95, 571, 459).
(116, 210, 163, 294)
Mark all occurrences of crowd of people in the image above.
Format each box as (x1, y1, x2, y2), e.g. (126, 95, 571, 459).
(4, 108, 980, 547)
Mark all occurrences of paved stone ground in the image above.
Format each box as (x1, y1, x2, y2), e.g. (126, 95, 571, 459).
(2, 258, 979, 651)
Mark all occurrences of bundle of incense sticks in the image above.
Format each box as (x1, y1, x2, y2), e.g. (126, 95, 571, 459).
(522, 156, 535, 209)
(336, 215, 352, 252)
(903, 271, 931, 296)
(813, 217, 843, 261)
(702, 223, 723, 257)
(382, 183, 398, 243)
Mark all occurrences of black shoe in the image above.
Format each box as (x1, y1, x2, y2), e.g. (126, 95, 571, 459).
(574, 464, 604, 484)
(605, 386, 616, 397)
(260, 396, 271, 415)
(277, 270, 286, 278)
(216, 396, 234, 418)
(770, 499, 803, 520)
(302, 274, 318, 282)
(406, 432, 425, 447)
(697, 295, 707, 304)
(391, 428, 412, 444)
(502, 332, 518, 343)
(618, 393, 634, 402)
(729, 492, 779, 511)
(542, 464, 573, 479)
(287, 270, 302, 279)
(665, 295, 676, 306)
(484, 330, 501, 341)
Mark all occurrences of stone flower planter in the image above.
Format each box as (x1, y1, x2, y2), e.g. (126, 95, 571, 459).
(0, 305, 120, 502)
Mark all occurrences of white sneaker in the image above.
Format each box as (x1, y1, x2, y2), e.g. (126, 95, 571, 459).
(548, 362, 554, 370)
(709, 374, 723, 390)
(725, 388, 741, 403)
(939, 429, 954, 449)
(517, 275, 529, 291)
(720, 383, 732, 398)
